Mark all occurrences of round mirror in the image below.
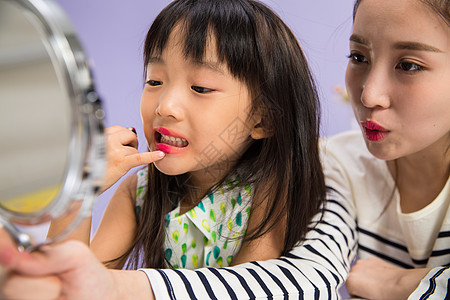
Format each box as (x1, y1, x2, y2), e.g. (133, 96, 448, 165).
(0, 0, 105, 251)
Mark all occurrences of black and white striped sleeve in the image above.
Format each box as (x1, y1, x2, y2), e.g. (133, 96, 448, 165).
(407, 267, 450, 300)
(139, 189, 357, 299)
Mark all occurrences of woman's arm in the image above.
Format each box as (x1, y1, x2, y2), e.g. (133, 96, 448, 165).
(1, 189, 357, 299)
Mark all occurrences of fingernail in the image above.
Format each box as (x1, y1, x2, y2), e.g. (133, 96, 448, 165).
(156, 151, 165, 158)
(127, 127, 137, 135)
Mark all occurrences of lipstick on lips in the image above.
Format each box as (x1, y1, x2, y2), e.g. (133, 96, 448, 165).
(154, 127, 189, 154)
(361, 121, 388, 142)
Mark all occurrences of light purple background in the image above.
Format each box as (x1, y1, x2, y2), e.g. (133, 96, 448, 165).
(53, 0, 356, 233)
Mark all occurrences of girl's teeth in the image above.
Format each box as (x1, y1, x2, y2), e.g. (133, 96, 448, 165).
(160, 133, 188, 147)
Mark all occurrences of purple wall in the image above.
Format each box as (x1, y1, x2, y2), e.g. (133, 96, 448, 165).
(54, 0, 356, 232)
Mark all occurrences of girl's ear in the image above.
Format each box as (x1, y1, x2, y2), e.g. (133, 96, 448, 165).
(250, 121, 272, 140)
(250, 107, 273, 140)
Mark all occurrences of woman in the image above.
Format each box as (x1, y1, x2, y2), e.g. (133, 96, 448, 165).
(325, 0, 449, 298)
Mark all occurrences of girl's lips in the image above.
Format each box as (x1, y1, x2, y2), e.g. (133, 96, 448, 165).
(156, 143, 188, 154)
(155, 127, 187, 140)
(154, 127, 189, 154)
(361, 121, 388, 142)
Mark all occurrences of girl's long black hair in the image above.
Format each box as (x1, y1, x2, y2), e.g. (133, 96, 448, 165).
(123, 0, 325, 269)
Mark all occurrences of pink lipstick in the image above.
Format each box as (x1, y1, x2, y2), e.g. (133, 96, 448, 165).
(361, 121, 388, 142)
(154, 127, 189, 154)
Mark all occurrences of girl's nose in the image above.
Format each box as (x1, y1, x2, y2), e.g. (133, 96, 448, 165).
(360, 67, 391, 109)
(155, 88, 184, 120)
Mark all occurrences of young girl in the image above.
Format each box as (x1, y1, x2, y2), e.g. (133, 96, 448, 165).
(322, 0, 450, 298)
(47, 0, 325, 272)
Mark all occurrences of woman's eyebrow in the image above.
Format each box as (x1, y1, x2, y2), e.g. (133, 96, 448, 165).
(350, 34, 444, 53)
(393, 41, 443, 53)
(349, 34, 368, 46)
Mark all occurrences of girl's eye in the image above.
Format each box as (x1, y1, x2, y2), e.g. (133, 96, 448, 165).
(348, 53, 368, 64)
(191, 86, 213, 94)
(396, 61, 424, 72)
(146, 80, 162, 86)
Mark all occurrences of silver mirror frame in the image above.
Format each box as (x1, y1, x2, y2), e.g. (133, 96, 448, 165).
(0, 0, 105, 250)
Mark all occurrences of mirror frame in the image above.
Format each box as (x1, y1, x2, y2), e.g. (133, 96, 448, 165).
(0, 0, 105, 249)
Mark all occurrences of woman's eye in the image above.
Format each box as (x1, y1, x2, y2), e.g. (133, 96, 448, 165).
(146, 80, 162, 86)
(191, 86, 213, 93)
(396, 62, 424, 72)
(348, 53, 368, 64)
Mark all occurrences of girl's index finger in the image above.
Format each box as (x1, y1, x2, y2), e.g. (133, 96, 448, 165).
(125, 150, 165, 169)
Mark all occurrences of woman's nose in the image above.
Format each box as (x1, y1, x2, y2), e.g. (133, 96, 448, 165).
(360, 67, 391, 109)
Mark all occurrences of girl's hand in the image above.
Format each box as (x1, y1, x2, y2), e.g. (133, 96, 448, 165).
(101, 125, 164, 193)
(346, 257, 430, 299)
(0, 229, 154, 300)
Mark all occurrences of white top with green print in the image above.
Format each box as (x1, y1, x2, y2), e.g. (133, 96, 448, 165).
(135, 168, 252, 269)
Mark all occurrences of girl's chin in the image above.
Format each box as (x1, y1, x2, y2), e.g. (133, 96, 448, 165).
(153, 159, 186, 176)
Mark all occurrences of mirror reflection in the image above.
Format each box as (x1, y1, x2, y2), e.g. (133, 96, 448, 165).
(0, 0, 71, 215)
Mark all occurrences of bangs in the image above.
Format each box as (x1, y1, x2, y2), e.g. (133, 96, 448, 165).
(143, 0, 259, 84)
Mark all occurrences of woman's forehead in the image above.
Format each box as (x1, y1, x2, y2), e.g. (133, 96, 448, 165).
(353, 0, 449, 46)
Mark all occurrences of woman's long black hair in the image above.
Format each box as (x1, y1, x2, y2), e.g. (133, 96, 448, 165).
(123, 0, 325, 269)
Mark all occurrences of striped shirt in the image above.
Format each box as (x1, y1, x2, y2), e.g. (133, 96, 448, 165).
(139, 130, 449, 299)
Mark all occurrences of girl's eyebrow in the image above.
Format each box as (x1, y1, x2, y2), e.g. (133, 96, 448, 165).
(148, 57, 163, 64)
(147, 57, 225, 75)
(192, 60, 225, 75)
